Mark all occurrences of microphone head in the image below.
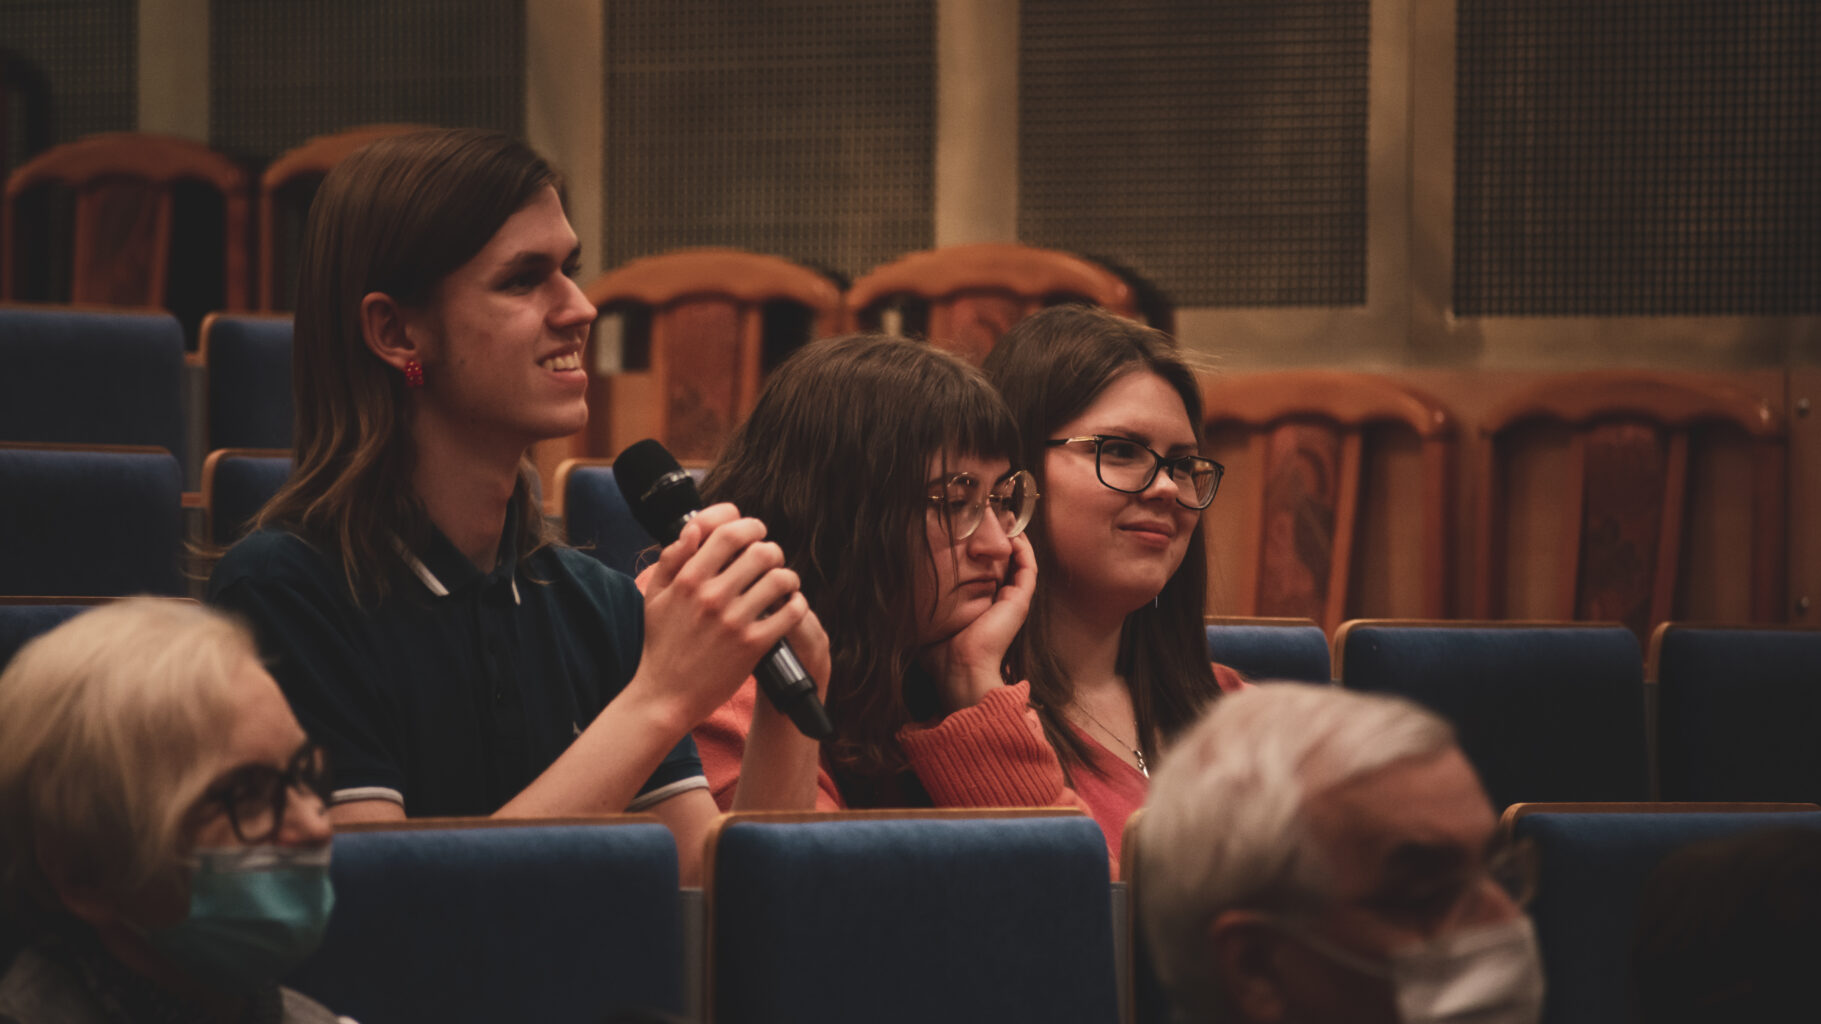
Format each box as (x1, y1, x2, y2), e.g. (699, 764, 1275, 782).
(612, 439, 702, 542)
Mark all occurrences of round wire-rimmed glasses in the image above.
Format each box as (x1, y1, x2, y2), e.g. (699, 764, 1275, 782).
(1045, 434, 1224, 510)
(196, 740, 334, 844)
(926, 469, 1040, 542)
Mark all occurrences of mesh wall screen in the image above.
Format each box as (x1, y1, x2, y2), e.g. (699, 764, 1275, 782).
(601, 0, 933, 280)
(0, 0, 134, 168)
(1455, 0, 1821, 316)
(210, 0, 524, 164)
(1019, 0, 1371, 308)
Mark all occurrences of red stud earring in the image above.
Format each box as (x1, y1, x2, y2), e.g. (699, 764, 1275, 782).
(403, 359, 425, 390)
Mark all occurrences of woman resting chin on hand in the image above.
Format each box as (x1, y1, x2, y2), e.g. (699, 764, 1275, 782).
(685, 334, 1074, 815)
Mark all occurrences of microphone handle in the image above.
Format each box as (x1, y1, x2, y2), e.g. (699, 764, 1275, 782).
(660, 511, 834, 741)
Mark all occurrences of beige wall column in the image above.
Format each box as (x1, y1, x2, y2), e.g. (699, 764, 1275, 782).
(137, 0, 210, 139)
(935, 0, 1020, 246)
(526, 0, 606, 284)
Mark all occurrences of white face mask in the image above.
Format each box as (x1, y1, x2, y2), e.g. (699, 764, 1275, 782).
(1277, 916, 1546, 1024)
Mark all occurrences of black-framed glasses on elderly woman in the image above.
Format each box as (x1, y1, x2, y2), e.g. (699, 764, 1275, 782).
(1045, 434, 1224, 510)
(197, 740, 334, 845)
(927, 470, 1040, 543)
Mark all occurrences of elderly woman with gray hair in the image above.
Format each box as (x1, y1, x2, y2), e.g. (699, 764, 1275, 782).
(0, 599, 349, 1024)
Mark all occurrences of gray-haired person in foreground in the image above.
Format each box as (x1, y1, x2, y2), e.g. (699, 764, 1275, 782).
(1135, 683, 1544, 1024)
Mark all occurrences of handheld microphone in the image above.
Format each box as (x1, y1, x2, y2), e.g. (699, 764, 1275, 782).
(612, 439, 835, 741)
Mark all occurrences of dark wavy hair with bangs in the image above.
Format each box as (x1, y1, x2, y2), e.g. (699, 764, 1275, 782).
(701, 334, 1022, 798)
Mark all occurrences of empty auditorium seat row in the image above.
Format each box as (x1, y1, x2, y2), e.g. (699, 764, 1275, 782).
(291, 811, 1117, 1024)
(0, 306, 291, 482)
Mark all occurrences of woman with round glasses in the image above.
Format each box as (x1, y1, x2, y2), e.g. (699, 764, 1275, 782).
(689, 334, 1080, 811)
(0, 599, 344, 1023)
(983, 305, 1245, 862)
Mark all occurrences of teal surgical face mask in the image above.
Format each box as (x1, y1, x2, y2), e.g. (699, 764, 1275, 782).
(137, 844, 335, 994)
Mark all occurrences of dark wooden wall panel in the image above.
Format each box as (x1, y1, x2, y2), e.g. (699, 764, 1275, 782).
(210, 0, 524, 164)
(1454, 0, 1821, 316)
(600, 0, 934, 280)
(1019, 0, 1371, 308)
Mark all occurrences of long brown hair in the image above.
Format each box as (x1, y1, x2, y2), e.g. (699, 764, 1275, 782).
(702, 334, 1021, 796)
(251, 129, 560, 600)
(982, 305, 1220, 774)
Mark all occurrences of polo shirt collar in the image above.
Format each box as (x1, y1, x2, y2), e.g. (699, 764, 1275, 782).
(395, 504, 524, 605)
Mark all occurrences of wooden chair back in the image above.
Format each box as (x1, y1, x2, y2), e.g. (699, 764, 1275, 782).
(256, 124, 428, 310)
(1473, 371, 1786, 639)
(844, 243, 1139, 364)
(1500, 800, 1821, 833)
(2, 132, 249, 315)
(1201, 371, 1455, 635)
(577, 247, 843, 466)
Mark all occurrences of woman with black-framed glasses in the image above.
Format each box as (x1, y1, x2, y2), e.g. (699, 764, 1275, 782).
(688, 334, 1088, 813)
(0, 599, 346, 1023)
(984, 306, 1247, 867)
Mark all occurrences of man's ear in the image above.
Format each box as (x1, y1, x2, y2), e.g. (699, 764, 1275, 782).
(36, 831, 117, 929)
(1210, 909, 1291, 1023)
(358, 291, 425, 374)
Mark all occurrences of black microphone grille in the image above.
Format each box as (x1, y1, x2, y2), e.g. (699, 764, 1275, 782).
(612, 439, 702, 542)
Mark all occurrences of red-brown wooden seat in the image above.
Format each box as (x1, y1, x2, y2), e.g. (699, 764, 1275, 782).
(1201, 371, 1455, 635)
(1473, 371, 1786, 639)
(2, 133, 249, 324)
(844, 243, 1140, 364)
(257, 123, 429, 310)
(571, 247, 843, 471)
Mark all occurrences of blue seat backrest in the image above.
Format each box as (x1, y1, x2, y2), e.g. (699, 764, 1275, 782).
(563, 464, 704, 577)
(0, 308, 186, 468)
(0, 446, 184, 596)
(1514, 810, 1821, 1024)
(1338, 624, 1649, 809)
(204, 315, 294, 450)
(710, 815, 1118, 1024)
(1656, 627, 1821, 803)
(207, 453, 293, 544)
(0, 603, 90, 671)
(1204, 622, 1331, 682)
(287, 823, 684, 1024)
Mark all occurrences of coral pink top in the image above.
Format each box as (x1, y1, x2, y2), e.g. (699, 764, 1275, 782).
(1065, 663, 1248, 864)
(694, 679, 1080, 813)
(692, 663, 1249, 875)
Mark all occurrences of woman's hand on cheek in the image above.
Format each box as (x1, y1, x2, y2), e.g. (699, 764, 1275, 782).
(928, 534, 1037, 713)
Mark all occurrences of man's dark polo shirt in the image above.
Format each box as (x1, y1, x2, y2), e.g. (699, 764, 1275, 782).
(207, 521, 705, 817)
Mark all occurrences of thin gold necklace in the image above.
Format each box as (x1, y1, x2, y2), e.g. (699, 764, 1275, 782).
(1073, 702, 1147, 777)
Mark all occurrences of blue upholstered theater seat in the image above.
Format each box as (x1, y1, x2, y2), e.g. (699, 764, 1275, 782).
(287, 822, 685, 1024)
(0, 307, 187, 469)
(0, 602, 91, 671)
(201, 449, 292, 544)
(1335, 621, 1649, 810)
(0, 445, 185, 596)
(1513, 809, 1821, 1024)
(559, 461, 704, 577)
(709, 813, 1118, 1024)
(200, 313, 294, 450)
(1203, 618, 1331, 682)
(1653, 625, 1821, 803)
